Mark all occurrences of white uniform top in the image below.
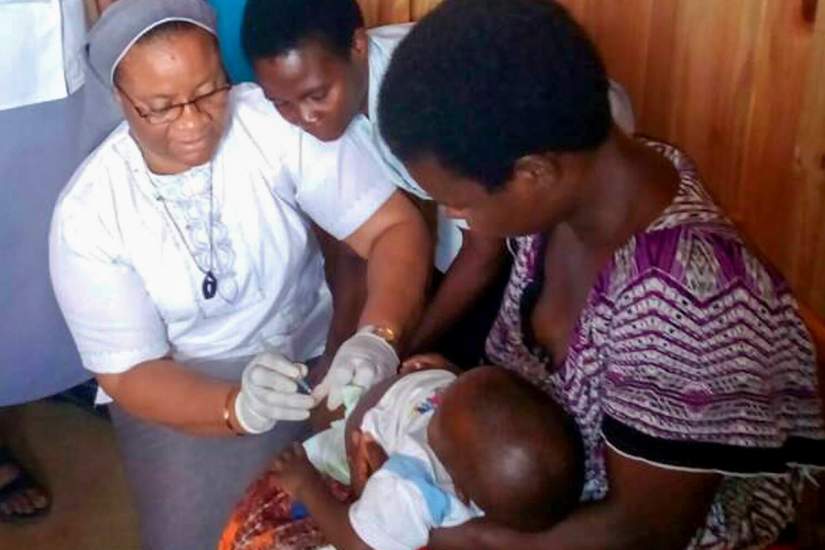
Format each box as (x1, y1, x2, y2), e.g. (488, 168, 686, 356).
(50, 83, 397, 401)
(0, 0, 87, 111)
(364, 23, 467, 272)
(350, 370, 482, 550)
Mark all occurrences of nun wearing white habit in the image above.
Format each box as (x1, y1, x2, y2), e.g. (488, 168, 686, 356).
(0, 0, 89, 405)
(48, 0, 430, 547)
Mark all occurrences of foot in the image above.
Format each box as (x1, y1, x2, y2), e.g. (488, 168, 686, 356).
(0, 448, 50, 522)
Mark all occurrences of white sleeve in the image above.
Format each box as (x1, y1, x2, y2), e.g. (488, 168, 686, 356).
(227, 84, 302, 209)
(608, 78, 636, 134)
(49, 199, 169, 375)
(229, 83, 396, 236)
(289, 116, 398, 240)
(348, 468, 433, 550)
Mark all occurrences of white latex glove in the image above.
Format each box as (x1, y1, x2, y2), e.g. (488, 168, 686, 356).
(312, 328, 399, 411)
(234, 352, 316, 434)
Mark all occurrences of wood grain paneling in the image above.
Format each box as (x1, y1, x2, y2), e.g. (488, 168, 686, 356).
(411, 0, 445, 20)
(357, 0, 411, 27)
(356, 0, 441, 25)
(735, 2, 815, 280)
(790, 1, 825, 315)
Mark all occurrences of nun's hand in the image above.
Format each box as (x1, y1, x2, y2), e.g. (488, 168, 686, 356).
(234, 352, 316, 434)
(312, 327, 399, 411)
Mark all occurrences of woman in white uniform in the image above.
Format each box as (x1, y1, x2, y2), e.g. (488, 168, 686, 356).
(0, 0, 90, 523)
(0, 0, 89, 403)
(49, 1, 430, 547)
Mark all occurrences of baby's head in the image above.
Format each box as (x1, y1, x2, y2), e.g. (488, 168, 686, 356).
(428, 366, 583, 531)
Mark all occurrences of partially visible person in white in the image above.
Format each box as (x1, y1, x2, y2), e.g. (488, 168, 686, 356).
(0, 0, 91, 525)
(0, 0, 86, 111)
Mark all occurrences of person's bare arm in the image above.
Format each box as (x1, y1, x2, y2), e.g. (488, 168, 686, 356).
(310, 226, 368, 430)
(410, 230, 506, 353)
(343, 191, 431, 352)
(270, 443, 372, 550)
(297, 477, 371, 550)
(312, 225, 367, 372)
(430, 447, 720, 550)
(97, 359, 242, 437)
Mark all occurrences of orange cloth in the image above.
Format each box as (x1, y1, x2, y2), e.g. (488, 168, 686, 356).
(219, 471, 351, 550)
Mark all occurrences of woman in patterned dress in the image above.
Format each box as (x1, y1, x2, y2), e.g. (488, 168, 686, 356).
(378, 1, 825, 549)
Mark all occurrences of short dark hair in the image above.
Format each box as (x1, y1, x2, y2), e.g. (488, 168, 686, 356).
(379, 0, 611, 190)
(242, 0, 365, 62)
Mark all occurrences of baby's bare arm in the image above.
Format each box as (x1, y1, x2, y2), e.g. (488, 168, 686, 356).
(296, 475, 372, 550)
(269, 443, 371, 550)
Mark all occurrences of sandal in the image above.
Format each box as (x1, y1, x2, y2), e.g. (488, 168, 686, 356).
(0, 447, 51, 523)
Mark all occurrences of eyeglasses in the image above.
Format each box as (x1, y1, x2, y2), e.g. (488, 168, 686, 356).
(116, 82, 232, 125)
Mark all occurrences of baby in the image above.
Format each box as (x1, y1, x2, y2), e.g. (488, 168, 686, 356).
(267, 356, 584, 550)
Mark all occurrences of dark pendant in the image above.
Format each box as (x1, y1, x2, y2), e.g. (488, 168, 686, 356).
(202, 271, 218, 299)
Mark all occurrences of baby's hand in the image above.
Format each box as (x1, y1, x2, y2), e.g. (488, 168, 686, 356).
(270, 442, 321, 499)
(401, 353, 456, 375)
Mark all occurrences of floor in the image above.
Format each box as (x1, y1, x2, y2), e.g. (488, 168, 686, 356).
(0, 400, 140, 550)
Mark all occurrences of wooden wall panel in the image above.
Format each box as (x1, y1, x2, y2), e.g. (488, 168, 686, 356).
(735, 1, 818, 290)
(561, 1, 763, 215)
(357, 0, 412, 26)
(671, 1, 764, 214)
(355, 0, 443, 25)
(790, 2, 825, 315)
(412, 0, 445, 20)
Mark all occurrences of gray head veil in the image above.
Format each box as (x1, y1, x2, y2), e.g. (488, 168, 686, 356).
(78, 0, 217, 155)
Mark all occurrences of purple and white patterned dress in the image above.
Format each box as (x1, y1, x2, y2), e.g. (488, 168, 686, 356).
(485, 140, 825, 549)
